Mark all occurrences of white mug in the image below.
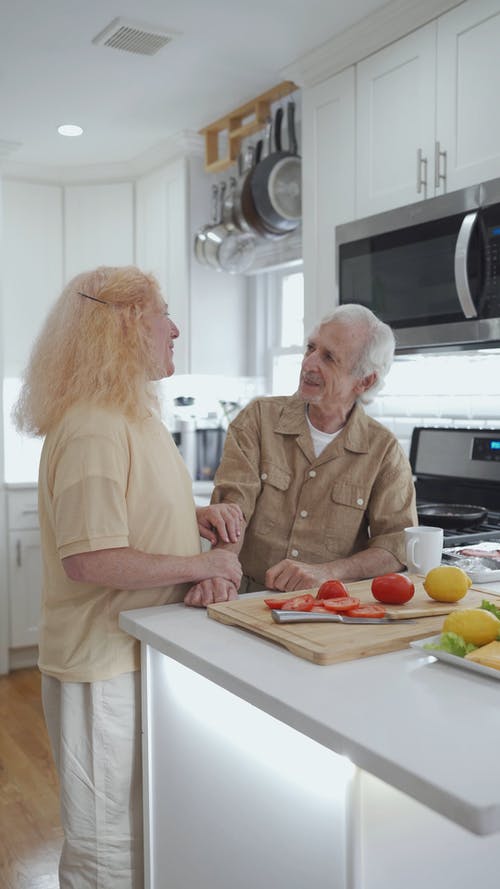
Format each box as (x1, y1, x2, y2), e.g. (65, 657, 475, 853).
(405, 526, 443, 576)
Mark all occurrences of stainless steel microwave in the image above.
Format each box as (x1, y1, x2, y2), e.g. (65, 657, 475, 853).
(335, 177, 500, 353)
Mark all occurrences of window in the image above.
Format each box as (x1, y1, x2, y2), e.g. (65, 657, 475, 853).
(246, 262, 304, 393)
(271, 269, 304, 393)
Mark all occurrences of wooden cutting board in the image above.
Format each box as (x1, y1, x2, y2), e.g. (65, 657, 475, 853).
(207, 577, 494, 665)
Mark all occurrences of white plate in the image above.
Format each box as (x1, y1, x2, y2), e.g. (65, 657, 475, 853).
(410, 635, 500, 681)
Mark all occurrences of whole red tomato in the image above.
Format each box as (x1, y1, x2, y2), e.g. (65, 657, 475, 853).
(317, 579, 349, 600)
(371, 574, 415, 605)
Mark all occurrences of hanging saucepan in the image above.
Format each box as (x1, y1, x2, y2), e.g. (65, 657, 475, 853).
(240, 139, 289, 240)
(249, 100, 301, 234)
(218, 178, 256, 274)
(194, 184, 219, 266)
(417, 503, 488, 529)
(203, 182, 228, 270)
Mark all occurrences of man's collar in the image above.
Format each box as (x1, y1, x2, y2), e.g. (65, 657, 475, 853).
(274, 394, 370, 453)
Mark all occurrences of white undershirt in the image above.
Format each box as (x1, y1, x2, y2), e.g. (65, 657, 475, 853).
(306, 412, 344, 457)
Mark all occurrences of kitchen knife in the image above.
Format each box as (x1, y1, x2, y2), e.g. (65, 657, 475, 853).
(271, 610, 416, 625)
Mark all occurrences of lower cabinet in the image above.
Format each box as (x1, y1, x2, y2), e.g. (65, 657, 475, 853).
(8, 528, 42, 647)
(7, 488, 42, 655)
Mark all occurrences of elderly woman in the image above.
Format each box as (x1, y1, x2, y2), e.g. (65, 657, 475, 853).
(14, 265, 242, 889)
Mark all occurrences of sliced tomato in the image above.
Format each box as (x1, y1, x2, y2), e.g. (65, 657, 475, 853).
(310, 604, 329, 612)
(322, 596, 361, 612)
(317, 579, 349, 600)
(264, 597, 288, 610)
(281, 593, 316, 612)
(346, 604, 386, 619)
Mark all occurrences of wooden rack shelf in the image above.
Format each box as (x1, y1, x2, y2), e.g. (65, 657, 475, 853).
(199, 80, 298, 173)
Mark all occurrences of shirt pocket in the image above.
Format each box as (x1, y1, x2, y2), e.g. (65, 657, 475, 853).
(252, 463, 292, 535)
(324, 481, 370, 552)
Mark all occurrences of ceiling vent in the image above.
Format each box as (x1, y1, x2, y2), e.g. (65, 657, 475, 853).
(92, 17, 178, 56)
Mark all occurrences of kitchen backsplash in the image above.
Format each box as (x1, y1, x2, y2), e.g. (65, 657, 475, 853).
(366, 351, 500, 455)
(3, 352, 500, 482)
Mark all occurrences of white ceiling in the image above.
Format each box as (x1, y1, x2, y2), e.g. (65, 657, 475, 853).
(0, 0, 388, 171)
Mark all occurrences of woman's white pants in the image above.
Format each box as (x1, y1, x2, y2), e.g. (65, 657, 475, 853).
(42, 671, 143, 889)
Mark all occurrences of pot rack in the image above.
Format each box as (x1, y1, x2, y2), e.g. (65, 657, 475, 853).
(199, 80, 298, 173)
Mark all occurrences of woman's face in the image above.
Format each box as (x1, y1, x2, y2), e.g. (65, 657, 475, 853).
(148, 301, 180, 379)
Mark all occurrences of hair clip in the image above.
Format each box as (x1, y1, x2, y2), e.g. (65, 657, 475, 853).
(77, 291, 109, 305)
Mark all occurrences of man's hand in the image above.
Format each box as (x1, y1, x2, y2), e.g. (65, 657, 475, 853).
(196, 503, 243, 546)
(265, 559, 332, 592)
(184, 577, 239, 608)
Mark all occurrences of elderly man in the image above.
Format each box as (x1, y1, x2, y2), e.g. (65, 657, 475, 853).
(185, 304, 417, 603)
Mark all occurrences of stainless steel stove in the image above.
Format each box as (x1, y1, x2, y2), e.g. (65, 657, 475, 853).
(410, 427, 500, 547)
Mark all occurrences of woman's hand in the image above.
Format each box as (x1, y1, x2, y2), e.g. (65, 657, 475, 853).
(184, 577, 239, 608)
(196, 503, 243, 546)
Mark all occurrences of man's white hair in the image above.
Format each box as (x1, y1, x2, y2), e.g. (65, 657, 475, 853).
(311, 304, 395, 403)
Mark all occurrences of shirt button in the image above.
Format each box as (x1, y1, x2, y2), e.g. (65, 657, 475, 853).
(300, 510, 308, 518)
(261, 472, 268, 481)
(291, 549, 299, 558)
(309, 470, 316, 478)
(357, 497, 364, 506)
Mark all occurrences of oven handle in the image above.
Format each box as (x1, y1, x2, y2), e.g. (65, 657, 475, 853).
(454, 212, 479, 319)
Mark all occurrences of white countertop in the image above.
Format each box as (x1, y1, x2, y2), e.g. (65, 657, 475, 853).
(120, 583, 500, 837)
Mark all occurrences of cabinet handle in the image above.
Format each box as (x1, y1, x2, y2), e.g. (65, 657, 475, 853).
(16, 539, 22, 567)
(21, 508, 38, 515)
(416, 149, 427, 196)
(435, 141, 447, 190)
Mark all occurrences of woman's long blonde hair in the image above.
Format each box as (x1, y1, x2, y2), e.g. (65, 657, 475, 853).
(14, 265, 165, 436)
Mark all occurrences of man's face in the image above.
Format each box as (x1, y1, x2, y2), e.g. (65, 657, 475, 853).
(148, 302, 179, 380)
(298, 320, 367, 411)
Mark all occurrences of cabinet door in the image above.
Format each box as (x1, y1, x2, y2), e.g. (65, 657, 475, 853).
(2, 181, 63, 376)
(302, 66, 356, 332)
(8, 529, 42, 648)
(64, 183, 134, 281)
(356, 22, 437, 217)
(437, 0, 500, 193)
(135, 160, 190, 374)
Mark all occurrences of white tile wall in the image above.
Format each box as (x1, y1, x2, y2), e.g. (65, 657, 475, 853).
(367, 352, 500, 455)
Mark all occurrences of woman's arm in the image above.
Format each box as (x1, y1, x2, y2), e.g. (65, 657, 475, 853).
(62, 546, 242, 590)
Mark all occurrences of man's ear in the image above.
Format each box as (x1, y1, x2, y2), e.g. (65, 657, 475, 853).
(356, 371, 377, 395)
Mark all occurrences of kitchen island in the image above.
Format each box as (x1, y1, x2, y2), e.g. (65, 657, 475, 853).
(120, 585, 500, 889)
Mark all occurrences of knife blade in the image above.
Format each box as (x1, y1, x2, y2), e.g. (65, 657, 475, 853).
(271, 610, 416, 625)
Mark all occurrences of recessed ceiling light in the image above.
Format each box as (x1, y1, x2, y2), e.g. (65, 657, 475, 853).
(57, 124, 83, 137)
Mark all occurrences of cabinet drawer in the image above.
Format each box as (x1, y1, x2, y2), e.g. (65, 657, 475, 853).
(7, 489, 39, 530)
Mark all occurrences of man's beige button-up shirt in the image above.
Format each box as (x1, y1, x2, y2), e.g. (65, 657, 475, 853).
(212, 394, 417, 588)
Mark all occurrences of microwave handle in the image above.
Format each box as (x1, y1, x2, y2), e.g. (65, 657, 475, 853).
(454, 212, 479, 319)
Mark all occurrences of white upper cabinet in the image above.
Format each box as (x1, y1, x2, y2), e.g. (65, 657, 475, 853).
(436, 0, 500, 192)
(2, 180, 63, 376)
(64, 183, 134, 281)
(135, 159, 190, 374)
(356, 23, 437, 217)
(302, 67, 356, 328)
(356, 0, 500, 218)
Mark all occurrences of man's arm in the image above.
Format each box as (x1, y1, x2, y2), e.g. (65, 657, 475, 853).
(183, 520, 248, 606)
(264, 547, 403, 593)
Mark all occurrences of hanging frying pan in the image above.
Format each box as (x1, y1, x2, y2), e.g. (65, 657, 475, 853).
(240, 139, 289, 240)
(249, 101, 301, 233)
(417, 503, 488, 529)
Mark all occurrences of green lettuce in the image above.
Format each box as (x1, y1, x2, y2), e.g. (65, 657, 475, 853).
(480, 599, 500, 622)
(424, 632, 477, 658)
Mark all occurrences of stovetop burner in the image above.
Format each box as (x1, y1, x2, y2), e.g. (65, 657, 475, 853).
(410, 426, 500, 547)
(440, 517, 500, 547)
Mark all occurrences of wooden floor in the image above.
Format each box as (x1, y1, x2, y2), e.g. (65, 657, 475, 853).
(0, 668, 62, 889)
